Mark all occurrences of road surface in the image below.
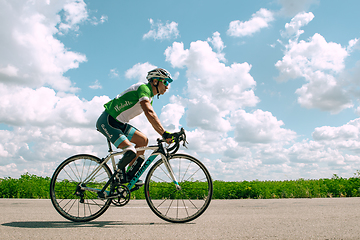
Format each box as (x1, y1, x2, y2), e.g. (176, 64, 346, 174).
(1, 198, 360, 239)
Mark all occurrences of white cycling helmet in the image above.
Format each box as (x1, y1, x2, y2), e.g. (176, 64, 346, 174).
(146, 68, 173, 83)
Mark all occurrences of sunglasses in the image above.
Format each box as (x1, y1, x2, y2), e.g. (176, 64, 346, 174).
(157, 79, 169, 86)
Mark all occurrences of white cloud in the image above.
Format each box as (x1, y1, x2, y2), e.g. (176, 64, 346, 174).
(159, 95, 186, 131)
(276, 13, 354, 113)
(186, 96, 232, 132)
(207, 32, 226, 62)
(90, 15, 108, 26)
(0, 0, 87, 92)
(284, 118, 360, 175)
(58, 0, 88, 33)
(312, 119, 360, 141)
(294, 72, 353, 114)
(0, 124, 107, 177)
(227, 8, 274, 37)
(165, 40, 259, 109)
(0, 163, 19, 177)
(342, 59, 360, 100)
(288, 140, 334, 164)
(125, 62, 157, 82)
(276, 33, 348, 80)
(207, 32, 225, 53)
(164, 42, 189, 69)
(223, 138, 252, 160)
(347, 38, 360, 52)
(89, 80, 102, 89)
(0, 84, 109, 127)
(100, 15, 108, 23)
(276, 118, 360, 178)
(281, 12, 314, 39)
(230, 109, 297, 144)
(143, 18, 179, 41)
(277, 0, 320, 17)
(109, 68, 119, 78)
(0, 64, 19, 77)
(0, 82, 111, 176)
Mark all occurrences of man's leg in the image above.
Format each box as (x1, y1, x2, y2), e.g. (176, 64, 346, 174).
(117, 140, 136, 182)
(128, 130, 148, 166)
(123, 130, 148, 186)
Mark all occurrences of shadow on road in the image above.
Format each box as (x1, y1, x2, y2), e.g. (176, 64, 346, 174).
(1, 220, 184, 229)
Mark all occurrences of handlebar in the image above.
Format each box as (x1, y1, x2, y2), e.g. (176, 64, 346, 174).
(157, 128, 188, 155)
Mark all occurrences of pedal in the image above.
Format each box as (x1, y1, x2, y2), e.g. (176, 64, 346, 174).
(130, 185, 143, 192)
(130, 186, 139, 192)
(135, 180, 145, 186)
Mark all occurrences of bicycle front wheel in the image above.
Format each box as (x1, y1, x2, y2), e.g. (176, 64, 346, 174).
(145, 154, 213, 223)
(50, 154, 112, 222)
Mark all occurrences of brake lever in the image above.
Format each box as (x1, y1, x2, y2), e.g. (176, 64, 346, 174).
(180, 134, 188, 149)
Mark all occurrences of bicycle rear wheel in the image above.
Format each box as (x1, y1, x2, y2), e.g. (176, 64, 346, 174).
(50, 154, 112, 222)
(145, 154, 213, 223)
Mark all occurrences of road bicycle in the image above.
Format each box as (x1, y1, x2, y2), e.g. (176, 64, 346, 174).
(50, 128, 213, 223)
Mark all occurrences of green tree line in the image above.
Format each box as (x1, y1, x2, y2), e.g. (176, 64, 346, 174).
(1, 172, 360, 199)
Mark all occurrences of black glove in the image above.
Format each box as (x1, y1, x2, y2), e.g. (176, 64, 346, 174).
(162, 131, 174, 142)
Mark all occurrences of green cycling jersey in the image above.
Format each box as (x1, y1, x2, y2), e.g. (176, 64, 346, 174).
(104, 82, 154, 123)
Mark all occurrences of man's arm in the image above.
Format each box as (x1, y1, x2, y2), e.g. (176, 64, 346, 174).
(140, 99, 165, 135)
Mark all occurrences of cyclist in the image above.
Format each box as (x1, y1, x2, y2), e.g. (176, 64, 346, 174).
(96, 68, 174, 186)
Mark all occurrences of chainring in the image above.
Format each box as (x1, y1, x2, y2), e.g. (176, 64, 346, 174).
(111, 184, 131, 206)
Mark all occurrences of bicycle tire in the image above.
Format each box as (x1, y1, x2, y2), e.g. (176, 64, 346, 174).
(50, 154, 112, 222)
(144, 154, 213, 223)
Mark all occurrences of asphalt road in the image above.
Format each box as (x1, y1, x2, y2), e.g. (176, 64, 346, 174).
(1, 198, 360, 239)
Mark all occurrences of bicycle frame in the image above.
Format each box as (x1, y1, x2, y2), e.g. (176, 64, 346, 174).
(80, 142, 180, 195)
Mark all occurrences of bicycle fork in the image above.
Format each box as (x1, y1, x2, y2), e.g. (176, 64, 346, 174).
(162, 155, 181, 190)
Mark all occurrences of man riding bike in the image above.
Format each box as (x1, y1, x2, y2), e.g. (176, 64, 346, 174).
(96, 68, 174, 186)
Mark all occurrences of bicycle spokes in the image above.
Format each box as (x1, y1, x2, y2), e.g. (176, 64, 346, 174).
(145, 154, 213, 223)
(50, 155, 112, 222)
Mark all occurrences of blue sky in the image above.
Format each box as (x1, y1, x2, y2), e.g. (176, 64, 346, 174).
(1, 0, 360, 181)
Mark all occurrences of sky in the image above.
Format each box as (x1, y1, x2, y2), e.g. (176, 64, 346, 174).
(1, 0, 360, 181)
